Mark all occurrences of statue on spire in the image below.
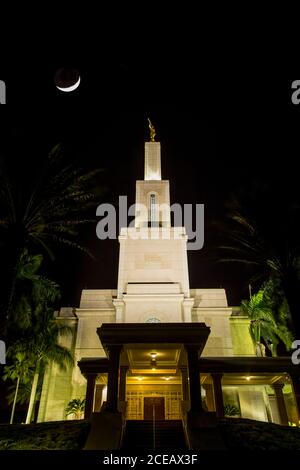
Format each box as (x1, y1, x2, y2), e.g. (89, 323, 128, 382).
(147, 118, 156, 142)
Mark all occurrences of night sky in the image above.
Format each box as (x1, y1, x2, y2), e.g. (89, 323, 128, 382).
(1, 35, 299, 307)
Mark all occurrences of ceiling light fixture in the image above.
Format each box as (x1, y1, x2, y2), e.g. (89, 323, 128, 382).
(150, 352, 158, 371)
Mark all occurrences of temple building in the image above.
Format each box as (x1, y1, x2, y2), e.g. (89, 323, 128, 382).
(37, 129, 300, 449)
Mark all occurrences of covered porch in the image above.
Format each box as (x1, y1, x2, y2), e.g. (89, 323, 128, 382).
(78, 323, 300, 449)
(78, 322, 210, 421)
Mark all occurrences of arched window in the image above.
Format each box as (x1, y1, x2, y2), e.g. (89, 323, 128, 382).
(145, 317, 161, 323)
(150, 193, 157, 227)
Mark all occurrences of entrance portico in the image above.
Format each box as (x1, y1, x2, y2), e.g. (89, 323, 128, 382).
(79, 323, 300, 450)
(78, 326, 300, 426)
(97, 322, 210, 417)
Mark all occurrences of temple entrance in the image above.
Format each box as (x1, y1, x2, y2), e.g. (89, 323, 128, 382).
(144, 397, 165, 420)
(92, 323, 211, 422)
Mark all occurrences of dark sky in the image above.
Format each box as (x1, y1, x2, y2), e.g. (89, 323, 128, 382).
(1, 33, 299, 307)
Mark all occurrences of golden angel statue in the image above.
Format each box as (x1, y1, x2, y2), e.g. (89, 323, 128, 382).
(147, 118, 156, 142)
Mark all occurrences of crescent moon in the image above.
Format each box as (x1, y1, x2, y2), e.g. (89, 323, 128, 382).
(56, 76, 81, 92)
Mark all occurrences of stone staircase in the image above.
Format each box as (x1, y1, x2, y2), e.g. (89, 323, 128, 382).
(122, 420, 188, 451)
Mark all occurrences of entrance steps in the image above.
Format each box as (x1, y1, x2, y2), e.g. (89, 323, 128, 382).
(122, 420, 188, 451)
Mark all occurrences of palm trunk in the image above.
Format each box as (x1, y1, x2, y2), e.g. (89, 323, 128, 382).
(10, 377, 20, 424)
(3, 248, 23, 340)
(272, 345, 278, 357)
(25, 360, 40, 424)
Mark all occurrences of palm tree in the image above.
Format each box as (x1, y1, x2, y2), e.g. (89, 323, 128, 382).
(2, 351, 33, 424)
(219, 199, 300, 338)
(24, 308, 74, 424)
(0, 144, 101, 336)
(4, 249, 60, 349)
(224, 403, 240, 417)
(3, 250, 73, 424)
(6, 374, 41, 409)
(1, 251, 59, 423)
(241, 289, 293, 356)
(65, 398, 85, 420)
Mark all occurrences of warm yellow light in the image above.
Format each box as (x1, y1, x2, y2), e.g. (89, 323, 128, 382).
(137, 377, 143, 381)
(246, 376, 251, 381)
(150, 352, 157, 359)
(152, 367, 156, 371)
(164, 377, 171, 381)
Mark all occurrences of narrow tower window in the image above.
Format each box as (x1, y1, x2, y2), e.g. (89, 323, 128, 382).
(150, 193, 157, 227)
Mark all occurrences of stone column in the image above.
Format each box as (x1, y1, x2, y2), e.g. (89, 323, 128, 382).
(203, 383, 215, 412)
(106, 345, 122, 413)
(273, 382, 289, 426)
(185, 345, 202, 412)
(182, 298, 194, 323)
(94, 384, 105, 412)
(180, 366, 190, 401)
(113, 299, 125, 323)
(211, 373, 224, 417)
(290, 374, 300, 421)
(119, 366, 129, 401)
(84, 373, 98, 419)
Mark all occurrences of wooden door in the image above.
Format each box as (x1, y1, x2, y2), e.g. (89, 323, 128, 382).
(144, 397, 165, 420)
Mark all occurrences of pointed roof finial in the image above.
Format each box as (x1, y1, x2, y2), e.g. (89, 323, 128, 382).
(147, 118, 156, 142)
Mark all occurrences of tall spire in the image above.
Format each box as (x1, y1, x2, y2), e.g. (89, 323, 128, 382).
(144, 118, 161, 180)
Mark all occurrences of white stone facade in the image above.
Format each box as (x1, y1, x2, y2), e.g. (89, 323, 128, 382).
(38, 139, 254, 423)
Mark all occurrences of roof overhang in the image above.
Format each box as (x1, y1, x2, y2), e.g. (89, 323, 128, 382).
(199, 357, 300, 374)
(78, 357, 109, 376)
(97, 322, 211, 357)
